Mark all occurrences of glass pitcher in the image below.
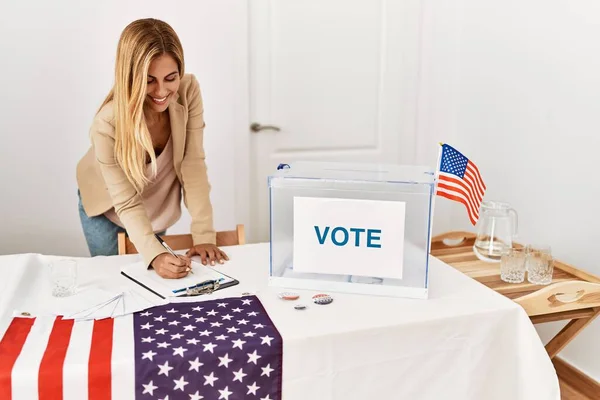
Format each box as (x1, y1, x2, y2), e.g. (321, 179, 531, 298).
(473, 201, 518, 263)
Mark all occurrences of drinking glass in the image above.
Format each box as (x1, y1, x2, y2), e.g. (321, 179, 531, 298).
(500, 247, 527, 283)
(50, 259, 78, 297)
(526, 245, 553, 285)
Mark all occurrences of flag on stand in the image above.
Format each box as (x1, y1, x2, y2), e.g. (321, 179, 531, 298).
(0, 296, 282, 400)
(435, 143, 487, 225)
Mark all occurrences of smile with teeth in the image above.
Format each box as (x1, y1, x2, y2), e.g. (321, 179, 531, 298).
(150, 95, 169, 105)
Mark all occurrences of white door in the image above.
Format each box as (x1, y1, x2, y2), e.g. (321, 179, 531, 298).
(248, 0, 422, 243)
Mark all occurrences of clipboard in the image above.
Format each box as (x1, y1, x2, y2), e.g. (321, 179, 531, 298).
(120, 261, 239, 299)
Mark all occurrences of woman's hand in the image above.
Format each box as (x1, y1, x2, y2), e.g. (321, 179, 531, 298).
(151, 253, 192, 279)
(186, 244, 229, 266)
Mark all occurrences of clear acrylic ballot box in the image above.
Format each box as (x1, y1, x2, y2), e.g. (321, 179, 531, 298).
(268, 161, 436, 299)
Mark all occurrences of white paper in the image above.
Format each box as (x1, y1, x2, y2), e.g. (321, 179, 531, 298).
(293, 196, 406, 279)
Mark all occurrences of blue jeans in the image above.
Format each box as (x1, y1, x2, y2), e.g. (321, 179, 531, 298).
(78, 190, 165, 257)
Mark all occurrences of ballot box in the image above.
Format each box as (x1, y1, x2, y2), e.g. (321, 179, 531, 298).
(268, 161, 436, 299)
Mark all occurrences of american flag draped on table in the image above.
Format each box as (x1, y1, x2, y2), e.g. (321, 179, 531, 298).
(436, 143, 487, 225)
(0, 296, 283, 400)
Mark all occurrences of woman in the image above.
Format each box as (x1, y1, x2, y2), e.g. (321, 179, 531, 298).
(76, 18, 228, 278)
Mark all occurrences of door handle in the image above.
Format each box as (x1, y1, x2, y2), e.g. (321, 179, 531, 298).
(250, 122, 281, 132)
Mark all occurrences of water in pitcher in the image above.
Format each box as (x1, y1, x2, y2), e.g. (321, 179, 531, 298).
(473, 201, 518, 263)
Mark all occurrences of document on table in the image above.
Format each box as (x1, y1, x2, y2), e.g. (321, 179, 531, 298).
(120, 260, 238, 299)
(42, 286, 167, 321)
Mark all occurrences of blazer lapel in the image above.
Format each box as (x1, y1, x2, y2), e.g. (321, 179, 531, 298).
(168, 94, 186, 177)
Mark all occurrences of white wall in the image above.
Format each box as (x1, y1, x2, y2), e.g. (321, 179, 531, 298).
(417, 0, 600, 381)
(0, 1, 247, 257)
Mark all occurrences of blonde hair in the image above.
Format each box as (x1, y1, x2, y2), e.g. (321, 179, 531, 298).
(99, 18, 185, 192)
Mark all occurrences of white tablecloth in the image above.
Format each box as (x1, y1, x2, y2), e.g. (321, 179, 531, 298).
(0, 243, 560, 400)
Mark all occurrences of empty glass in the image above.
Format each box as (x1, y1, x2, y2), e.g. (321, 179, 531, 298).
(527, 245, 553, 285)
(500, 247, 527, 283)
(50, 259, 78, 297)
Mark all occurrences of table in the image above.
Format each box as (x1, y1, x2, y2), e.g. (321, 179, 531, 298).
(0, 243, 560, 400)
(430, 231, 600, 360)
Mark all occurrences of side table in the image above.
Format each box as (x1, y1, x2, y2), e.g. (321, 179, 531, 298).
(430, 231, 600, 359)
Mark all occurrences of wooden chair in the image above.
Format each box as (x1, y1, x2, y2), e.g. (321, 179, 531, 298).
(117, 224, 246, 255)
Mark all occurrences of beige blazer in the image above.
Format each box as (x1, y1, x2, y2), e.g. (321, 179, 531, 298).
(76, 74, 215, 265)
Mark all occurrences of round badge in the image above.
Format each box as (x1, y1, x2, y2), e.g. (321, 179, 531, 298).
(312, 293, 333, 305)
(294, 304, 307, 310)
(278, 292, 300, 301)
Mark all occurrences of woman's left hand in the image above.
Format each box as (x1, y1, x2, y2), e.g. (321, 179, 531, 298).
(186, 243, 229, 266)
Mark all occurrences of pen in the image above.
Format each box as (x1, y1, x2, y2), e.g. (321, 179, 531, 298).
(154, 233, 193, 274)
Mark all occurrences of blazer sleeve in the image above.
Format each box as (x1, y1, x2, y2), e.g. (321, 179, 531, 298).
(90, 117, 167, 266)
(180, 74, 217, 245)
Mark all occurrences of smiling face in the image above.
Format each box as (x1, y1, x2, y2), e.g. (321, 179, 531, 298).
(145, 53, 180, 113)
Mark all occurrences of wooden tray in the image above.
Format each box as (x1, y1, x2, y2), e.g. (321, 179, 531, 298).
(431, 231, 600, 315)
(430, 231, 600, 359)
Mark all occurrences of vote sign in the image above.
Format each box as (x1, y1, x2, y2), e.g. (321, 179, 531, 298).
(292, 196, 406, 279)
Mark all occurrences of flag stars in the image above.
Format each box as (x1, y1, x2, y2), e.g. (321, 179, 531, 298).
(248, 311, 259, 317)
(232, 338, 246, 350)
(192, 306, 203, 312)
(171, 333, 184, 340)
(215, 334, 229, 341)
(231, 307, 242, 313)
(233, 368, 247, 382)
(155, 328, 168, 335)
(180, 313, 192, 319)
(173, 346, 188, 357)
(254, 323, 265, 329)
(227, 327, 240, 334)
(261, 364, 274, 377)
(173, 376, 188, 391)
(237, 319, 249, 326)
(218, 302, 228, 308)
(140, 311, 152, 317)
(189, 391, 204, 400)
(243, 332, 256, 338)
(183, 324, 196, 332)
(203, 342, 217, 353)
(218, 386, 233, 400)
(247, 382, 260, 395)
(142, 350, 157, 361)
(168, 320, 181, 326)
(187, 338, 200, 345)
(242, 299, 253, 305)
(158, 361, 174, 377)
(157, 342, 171, 349)
(189, 357, 203, 372)
(195, 317, 206, 323)
(218, 353, 233, 368)
(211, 322, 223, 328)
(140, 323, 153, 330)
(166, 308, 177, 313)
(142, 380, 158, 395)
(247, 350, 261, 364)
(199, 329, 212, 337)
(207, 309, 218, 316)
(222, 314, 234, 321)
(261, 335, 274, 346)
(204, 372, 219, 386)
(154, 315, 166, 322)
(141, 336, 155, 343)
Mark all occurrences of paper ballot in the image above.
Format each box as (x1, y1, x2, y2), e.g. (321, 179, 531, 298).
(43, 286, 167, 321)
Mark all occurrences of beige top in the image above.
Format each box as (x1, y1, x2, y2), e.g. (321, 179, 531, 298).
(104, 136, 182, 232)
(76, 74, 216, 266)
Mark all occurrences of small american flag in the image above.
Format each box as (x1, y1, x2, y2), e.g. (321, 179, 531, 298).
(0, 296, 282, 400)
(436, 143, 487, 225)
